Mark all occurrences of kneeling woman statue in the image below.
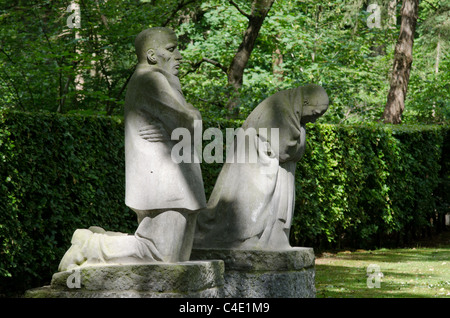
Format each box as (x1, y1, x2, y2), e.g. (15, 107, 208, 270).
(194, 84, 329, 250)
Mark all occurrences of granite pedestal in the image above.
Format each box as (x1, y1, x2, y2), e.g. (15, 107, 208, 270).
(190, 247, 316, 298)
(25, 260, 224, 298)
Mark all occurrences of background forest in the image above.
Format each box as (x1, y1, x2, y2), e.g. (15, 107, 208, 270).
(0, 1, 449, 296)
(0, 0, 448, 124)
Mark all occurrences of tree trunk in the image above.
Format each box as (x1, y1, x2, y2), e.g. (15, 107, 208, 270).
(435, 34, 441, 74)
(382, 0, 419, 124)
(74, 30, 84, 103)
(272, 35, 284, 82)
(432, 33, 441, 118)
(226, 0, 275, 110)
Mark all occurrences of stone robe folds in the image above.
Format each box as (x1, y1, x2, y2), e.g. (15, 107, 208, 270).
(194, 87, 308, 250)
(125, 65, 206, 212)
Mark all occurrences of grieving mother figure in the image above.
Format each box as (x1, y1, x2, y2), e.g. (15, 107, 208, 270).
(194, 84, 329, 250)
(58, 27, 206, 271)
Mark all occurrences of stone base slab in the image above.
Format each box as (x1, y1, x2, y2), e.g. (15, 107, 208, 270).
(190, 247, 316, 298)
(25, 260, 225, 298)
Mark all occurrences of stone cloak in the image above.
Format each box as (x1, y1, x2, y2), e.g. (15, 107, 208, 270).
(194, 87, 307, 249)
(124, 65, 206, 212)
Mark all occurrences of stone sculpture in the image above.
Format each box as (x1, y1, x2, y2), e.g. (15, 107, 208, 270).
(58, 27, 206, 271)
(194, 84, 328, 250)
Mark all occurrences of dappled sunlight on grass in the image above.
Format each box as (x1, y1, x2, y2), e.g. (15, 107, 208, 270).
(315, 247, 450, 298)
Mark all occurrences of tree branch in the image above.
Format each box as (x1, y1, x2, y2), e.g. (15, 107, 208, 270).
(182, 57, 228, 77)
(0, 47, 35, 107)
(116, 64, 136, 101)
(163, 0, 198, 26)
(201, 58, 228, 73)
(423, 0, 439, 11)
(228, 0, 251, 19)
(339, 105, 380, 124)
(0, 70, 25, 110)
(95, 0, 109, 29)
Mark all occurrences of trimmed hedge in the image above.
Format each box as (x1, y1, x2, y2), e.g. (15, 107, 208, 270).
(292, 123, 449, 249)
(0, 110, 448, 296)
(0, 110, 136, 296)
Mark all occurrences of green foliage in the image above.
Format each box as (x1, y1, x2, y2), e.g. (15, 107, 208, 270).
(0, 0, 198, 115)
(1, 111, 448, 296)
(403, 0, 450, 124)
(0, 0, 447, 124)
(0, 0, 447, 296)
(178, 0, 448, 124)
(0, 109, 136, 296)
(292, 123, 449, 249)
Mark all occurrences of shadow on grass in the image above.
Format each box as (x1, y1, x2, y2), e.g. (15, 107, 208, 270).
(315, 264, 443, 298)
(315, 247, 450, 298)
(329, 248, 450, 263)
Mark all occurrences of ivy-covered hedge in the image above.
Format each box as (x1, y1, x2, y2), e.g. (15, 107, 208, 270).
(0, 110, 448, 296)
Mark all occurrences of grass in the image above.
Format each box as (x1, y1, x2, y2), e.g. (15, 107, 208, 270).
(314, 231, 450, 298)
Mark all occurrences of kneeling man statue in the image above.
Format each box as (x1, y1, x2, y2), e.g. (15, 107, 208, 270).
(59, 27, 206, 271)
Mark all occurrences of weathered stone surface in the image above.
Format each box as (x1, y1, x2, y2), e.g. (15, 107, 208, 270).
(58, 27, 207, 271)
(191, 247, 315, 271)
(223, 269, 315, 298)
(125, 27, 206, 213)
(190, 247, 316, 298)
(195, 85, 329, 250)
(25, 260, 224, 298)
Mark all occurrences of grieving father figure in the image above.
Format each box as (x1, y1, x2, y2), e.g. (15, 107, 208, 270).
(124, 27, 206, 262)
(58, 27, 206, 271)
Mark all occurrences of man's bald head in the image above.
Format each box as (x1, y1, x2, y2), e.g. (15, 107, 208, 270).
(135, 27, 178, 64)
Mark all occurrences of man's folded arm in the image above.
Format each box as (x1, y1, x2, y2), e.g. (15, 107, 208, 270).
(140, 72, 198, 127)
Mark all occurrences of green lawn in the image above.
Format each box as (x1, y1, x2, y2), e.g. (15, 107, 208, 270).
(315, 233, 450, 298)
